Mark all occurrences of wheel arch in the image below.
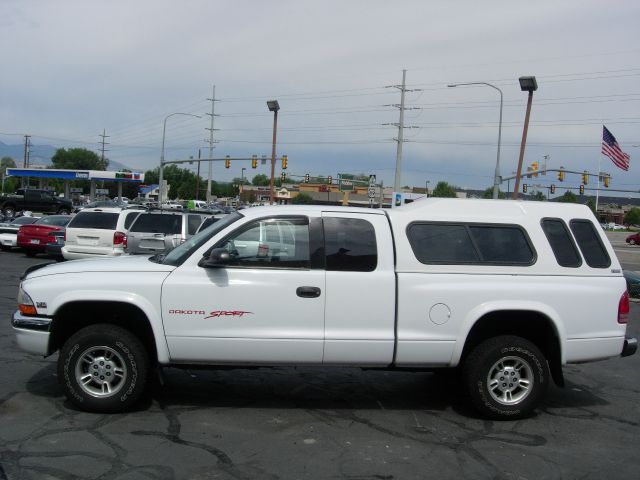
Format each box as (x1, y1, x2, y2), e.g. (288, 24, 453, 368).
(49, 300, 169, 364)
(454, 304, 565, 387)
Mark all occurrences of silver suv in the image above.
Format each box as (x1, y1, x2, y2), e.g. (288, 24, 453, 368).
(125, 211, 210, 255)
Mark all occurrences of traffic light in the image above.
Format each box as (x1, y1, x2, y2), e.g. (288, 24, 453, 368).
(304, 173, 310, 183)
(327, 175, 332, 185)
(280, 172, 286, 182)
(550, 184, 556, 194)
(583, 170, 588, 185)
(225, 155, 230, 169)
(604, 175, 610, 188)
(252, 154, 257, 169)
(558, 167, 565, 182)
(531, 161, 539, 178)
(579, 184, 585, 195)
(282, 155, 288, 170)
(522, 183, 528, 193)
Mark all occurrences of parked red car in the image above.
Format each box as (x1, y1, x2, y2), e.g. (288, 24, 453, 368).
(625, 232, 640, 245)
(17, 215, 72, 257)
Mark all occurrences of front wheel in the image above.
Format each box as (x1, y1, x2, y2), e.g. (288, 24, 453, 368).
(58, 324, 149, 413)
(58, 208, 70, 215)
(464, 335, 549, 420)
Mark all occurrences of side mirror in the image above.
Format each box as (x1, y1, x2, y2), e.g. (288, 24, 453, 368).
(199, 247, 231, 268)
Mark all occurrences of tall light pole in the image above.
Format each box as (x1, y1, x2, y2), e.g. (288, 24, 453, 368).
(240, 167, 246, 197)
(448, 82, 503, 199)
(267, 100, 280, 205)
(159, 112, 201, 207)
(512, 76, 538, 200)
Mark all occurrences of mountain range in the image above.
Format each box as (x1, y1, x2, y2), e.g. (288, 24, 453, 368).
(0, 140, 134, 172)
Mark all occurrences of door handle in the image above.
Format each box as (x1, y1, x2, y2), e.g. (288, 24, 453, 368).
(296, 286, 321, 298)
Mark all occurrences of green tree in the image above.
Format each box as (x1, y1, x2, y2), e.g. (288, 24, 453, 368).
(1, 157, 18, 193)
(252, 174, 270, 186)
(431, 181, 457, 198)
(291, 192, 315, 204)
(531, 191, 546, 202)
(482, 187, 505, 199)
(1, 156, 17, 169)
(624, 207, 640, 225)
(556, 191, 578, 203)
(51, 148, 108, 171)
(586, 199, 597, 214)
(145, 165, 202, 200)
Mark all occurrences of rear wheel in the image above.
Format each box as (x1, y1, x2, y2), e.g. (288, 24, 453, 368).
(58, 208, 70, 215)
(464, 335, 549, 420)
(58, 324, 149, 413)
(3, 206, 16, 218)
(24, 250, 36, 257)
(630, 239, 636, 245)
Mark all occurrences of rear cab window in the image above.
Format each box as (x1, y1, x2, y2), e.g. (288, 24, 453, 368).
(323, 217, 378, 272)
(541, 218, 582, 268)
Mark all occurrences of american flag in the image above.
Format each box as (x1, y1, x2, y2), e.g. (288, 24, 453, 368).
(602, 125, 630, 171)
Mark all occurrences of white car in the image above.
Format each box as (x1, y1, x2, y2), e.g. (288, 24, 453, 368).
(161, 200, 183, 210)
(0, 216, 41, 250)
(61, 207, 144, 260)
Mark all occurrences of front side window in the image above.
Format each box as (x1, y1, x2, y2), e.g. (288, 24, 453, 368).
(323, 217, 378, 272)
(407, 222, 535, 265)
(217, 217, 310, 268)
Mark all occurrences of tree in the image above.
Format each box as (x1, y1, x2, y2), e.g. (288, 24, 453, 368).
(482, 187, 505, 199)
(145, 165, 201, 200)
(624, 207, 640, 225)
(556, 191, 578, 203)
(1, 157, 16, 169)
(51, 148, 108, 171)
(531, 191, 546, 202)
(291, 192, 315, 204)
(586, 199, 597, 214)
(252, 174, 270, 186)
(431, 181, 457, 198)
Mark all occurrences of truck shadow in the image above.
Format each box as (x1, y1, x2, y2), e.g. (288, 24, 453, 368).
(25, 362, 609, 419)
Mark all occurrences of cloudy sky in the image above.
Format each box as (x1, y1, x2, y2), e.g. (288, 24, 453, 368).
(1, 0, 639, 196)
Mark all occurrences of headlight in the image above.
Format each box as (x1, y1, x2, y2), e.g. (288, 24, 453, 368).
(17, 285, 37, 316)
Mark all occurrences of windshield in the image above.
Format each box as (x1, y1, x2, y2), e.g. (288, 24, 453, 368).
(35, 215, 71, 227)
(154, 212, 242, 266)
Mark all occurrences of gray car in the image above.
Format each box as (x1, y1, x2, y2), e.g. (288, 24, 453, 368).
(125, 211, 210, 254)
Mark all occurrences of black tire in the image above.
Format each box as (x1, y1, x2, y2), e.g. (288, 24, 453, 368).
(0, 245, 10, 251)
(630, 239, 636, 245)
(24, 250, 36, 257)
(58, 208, 70, 215)
(3, 206, 16, 218)
(463, 335, 549, 420)
(58, 324, 149, 413)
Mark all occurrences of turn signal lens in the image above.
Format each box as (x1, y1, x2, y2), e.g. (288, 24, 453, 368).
(17, 286, 37, 316)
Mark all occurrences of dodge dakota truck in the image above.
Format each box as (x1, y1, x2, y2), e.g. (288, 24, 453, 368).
(11, 199, 637, 418)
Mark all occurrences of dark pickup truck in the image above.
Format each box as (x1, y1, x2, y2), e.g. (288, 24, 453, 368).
(0, 189, 73, 217)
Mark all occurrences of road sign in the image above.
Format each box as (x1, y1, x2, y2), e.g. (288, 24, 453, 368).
(339, 173, 354, 192)
(369, 174, 376, 186)
(368, 187, 376, 198)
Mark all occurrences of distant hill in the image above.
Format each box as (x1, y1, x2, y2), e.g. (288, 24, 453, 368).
(0, 140, 135, 172)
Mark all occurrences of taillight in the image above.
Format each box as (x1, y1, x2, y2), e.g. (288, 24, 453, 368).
(114, 231, 127, 248)
(618, 291, 629, 324)
(63, 230, 67, 242)
(46, 234, 56, 244)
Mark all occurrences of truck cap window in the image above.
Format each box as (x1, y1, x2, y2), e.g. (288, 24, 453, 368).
(67, 212, 118, 230)
(323, 217, 377, 272)
(541, 218, 582, 268)
(407, 222, 535, 265)
(569, 219, 611, 268)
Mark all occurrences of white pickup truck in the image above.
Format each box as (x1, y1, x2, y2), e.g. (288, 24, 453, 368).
(12, 199, 637, 419)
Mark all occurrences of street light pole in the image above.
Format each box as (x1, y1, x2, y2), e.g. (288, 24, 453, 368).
(159, 112, 201, 207)
(267, 100, 280, 205)
(448, 82, 503, 199)
(240, 167, 246, 197)
(512, 76, 538, 200)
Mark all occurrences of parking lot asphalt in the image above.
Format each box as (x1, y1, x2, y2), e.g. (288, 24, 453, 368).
(1, 247, 639, 479)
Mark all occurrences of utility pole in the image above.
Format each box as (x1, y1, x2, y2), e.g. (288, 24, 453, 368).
(385, 70, 421, 192)
(99, 129, 110, 166)
(205, 85, 220, 203)
(22, 134, 31, 188)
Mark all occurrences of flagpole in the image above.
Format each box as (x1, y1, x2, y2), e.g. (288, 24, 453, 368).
(595, 154, 601, 213)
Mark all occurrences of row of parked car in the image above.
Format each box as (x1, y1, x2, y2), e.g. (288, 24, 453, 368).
(0, 206, 228, 260)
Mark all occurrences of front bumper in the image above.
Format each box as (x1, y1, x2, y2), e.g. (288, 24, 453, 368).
(622, 336, 637, 357)
(11, 310, 52, 356)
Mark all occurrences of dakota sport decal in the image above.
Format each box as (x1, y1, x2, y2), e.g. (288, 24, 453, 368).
(168, 309, 253, 319)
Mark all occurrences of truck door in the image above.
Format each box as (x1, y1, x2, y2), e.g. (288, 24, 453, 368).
(161, 214, 326, 364)
(321, 212, 396, 365)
